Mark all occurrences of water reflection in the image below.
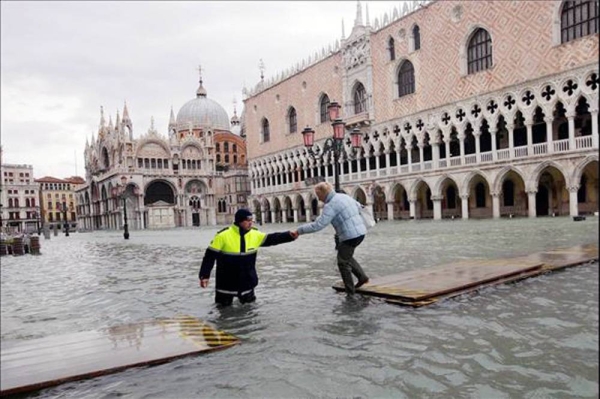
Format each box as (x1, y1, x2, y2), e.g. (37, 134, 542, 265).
(1, 216, 597, 398)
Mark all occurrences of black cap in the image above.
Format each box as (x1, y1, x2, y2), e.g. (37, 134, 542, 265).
(234, 208, 253, 224)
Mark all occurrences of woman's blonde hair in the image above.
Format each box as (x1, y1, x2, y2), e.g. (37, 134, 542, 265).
(314, 182, 333, 197)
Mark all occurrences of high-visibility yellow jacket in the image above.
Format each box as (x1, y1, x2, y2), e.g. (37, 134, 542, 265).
(199, 225, 294, 295)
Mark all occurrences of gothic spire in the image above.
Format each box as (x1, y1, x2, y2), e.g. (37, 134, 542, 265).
(354, 0, 363, 27)
(169, 106, 176, 127)
(99, 106, 106, 127)
(122, 101, 131, 122)
(196, 64, 207, 97)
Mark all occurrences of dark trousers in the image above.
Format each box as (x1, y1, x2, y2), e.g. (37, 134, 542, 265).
(337, 235, 368, 294)
(215, 290, 256, 306)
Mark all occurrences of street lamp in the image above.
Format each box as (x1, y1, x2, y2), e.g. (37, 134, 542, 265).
(301, 101, 363, 192)
(33, 209, 40, 235)
(119, 176, 130, 240)
(62, 201, 69, 237)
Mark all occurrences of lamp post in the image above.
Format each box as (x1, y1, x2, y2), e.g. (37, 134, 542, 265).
(301, 101, 363, 192)
(33, 209, 40, 235)
(62, 201, 69, 237)
(120, 176, 130, 240)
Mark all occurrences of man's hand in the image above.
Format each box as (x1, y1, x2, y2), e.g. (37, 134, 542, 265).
(199, 278, 209, 288)
(289, 230, 299, 239)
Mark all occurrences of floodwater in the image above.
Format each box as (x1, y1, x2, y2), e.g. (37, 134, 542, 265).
(1, 216, 598, 398)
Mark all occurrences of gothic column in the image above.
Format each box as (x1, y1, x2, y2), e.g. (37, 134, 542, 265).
(261, 210, 267, 224)
(409, 198, 416, 219)
(385, 150, 391, 175)
(431, 195, 443, 220)
(474, 132, 481, 163)
(591, 107, 599, 148)
(567, 111, 576, 150)
(492, 192, 500, 219)
(527, 190, 537, 218)
(305, 207, 312, 222)
(432, 141, 440, 169)
(271, 210, 277, 224)
(291, 208, 297, 223)
(568, 186, 579, 217)
(407, 148, 413, 172)
(375, 151, 381, 177)
(525, 114, 533, 156)
(507, 122, 515, 159)
(545, 116, 554, 154)
(418, 143, 424, 170)
(460, 194, 469, 220)
(396, 146, 401, 169)
(457, 126, 466, 165)
(444, 138, 451, 165)
(386, 201, 394, 221)
(490, 126, 498, 161)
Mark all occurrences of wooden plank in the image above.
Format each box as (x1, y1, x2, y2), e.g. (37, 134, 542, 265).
(0, 315, 239, 396)
(333, 244, 598, 306)
(335, 259, 543, 301)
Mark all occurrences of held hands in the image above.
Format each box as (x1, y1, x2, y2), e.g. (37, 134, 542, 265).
(199, 278, 209, 288)
(289, 230, 299, 240)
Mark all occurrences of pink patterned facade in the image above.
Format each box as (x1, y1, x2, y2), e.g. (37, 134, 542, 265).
(244, 0, 598, 223)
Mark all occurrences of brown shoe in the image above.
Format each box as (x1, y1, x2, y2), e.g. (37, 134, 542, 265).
(355, 278, 369, 289)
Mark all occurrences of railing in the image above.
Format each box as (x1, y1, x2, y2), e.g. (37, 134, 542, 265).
(412, 164, 421, 172)
(576, 135, 592, 149)
(369, 171, 377, 178)
(554, 139, 569, 152)
(439, 159, 447, 168)
(532, 142, 548, 155)
(480, 152, 493, 163)
(464, 154, 477, 165)
(497, 148, 510, 160)
(423, 161, 433, 170)
(514, 146, 528, 158)
(450, 158, 461, 167)
(400, 165, 409, 174)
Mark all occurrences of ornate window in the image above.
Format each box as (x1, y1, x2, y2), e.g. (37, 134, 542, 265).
(320, 94, 330, 123)
(353, 83, 367, 114)
(398, 61, 415, 97)
(288, 107, 297, 134)
(261, 118, 270, 143)
(467, 28, 493, 74)
(388, 37, 395, 60)
(224, 142, 229, 152)
(215, 143, 220, 152)
(561, 0, 599, 43)
(412, 25, 421, 51)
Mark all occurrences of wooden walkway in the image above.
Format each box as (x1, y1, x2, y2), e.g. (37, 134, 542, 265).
(0, 315, 239, 396)
(333, 244, 598, 307)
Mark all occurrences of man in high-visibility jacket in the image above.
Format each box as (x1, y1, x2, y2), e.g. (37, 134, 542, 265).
(199, 209, 297, 306)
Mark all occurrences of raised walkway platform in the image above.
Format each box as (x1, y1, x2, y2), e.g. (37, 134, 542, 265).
(333, 244, 598, 307)
(0, 315, 239, 396)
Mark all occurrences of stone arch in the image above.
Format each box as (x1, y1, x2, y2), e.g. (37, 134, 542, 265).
(572, 157, 599, 215)
(272, 197, 282, 223)
(527, 160, 569, 192)
(352, 186, 368, 205)
(144, 179, 176, 206)
(390, 182, 410, 220)
(413, 179, 433, 219)
(464, 171, 493, 218)
(532, 164, 569, 216)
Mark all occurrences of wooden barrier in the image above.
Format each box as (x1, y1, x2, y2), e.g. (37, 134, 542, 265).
(333, 243, 599, 307)
(29, 236, 41, 255)
(0, 316, 239, 395)
(11, 237, 25, 256)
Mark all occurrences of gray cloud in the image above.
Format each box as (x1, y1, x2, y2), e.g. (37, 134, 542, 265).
(1, 0, 398, 178)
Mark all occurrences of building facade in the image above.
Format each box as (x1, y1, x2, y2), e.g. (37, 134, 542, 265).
(75, 74, 250, 231)
(0, 162, 41, 234)
(35, 176, 85, 232)
(243, 0, 598, 223)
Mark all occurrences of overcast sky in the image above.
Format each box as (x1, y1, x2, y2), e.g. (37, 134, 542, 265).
(1, 1, 404, 179)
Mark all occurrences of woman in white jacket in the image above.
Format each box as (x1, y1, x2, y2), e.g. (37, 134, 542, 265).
(294, 182, 369, 294)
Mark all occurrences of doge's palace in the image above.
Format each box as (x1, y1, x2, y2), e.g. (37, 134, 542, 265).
(243, 0, 598, 223)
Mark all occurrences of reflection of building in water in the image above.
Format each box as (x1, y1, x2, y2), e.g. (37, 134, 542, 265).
(76, 70, 251, 230)
(243, 0, 598, 223)
(107, 322, 146, 350)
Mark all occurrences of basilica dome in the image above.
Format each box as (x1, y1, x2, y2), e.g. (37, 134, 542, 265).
(176, 79, 230, 131)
